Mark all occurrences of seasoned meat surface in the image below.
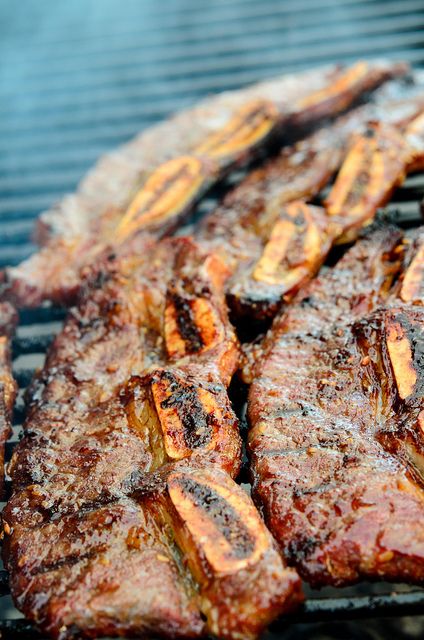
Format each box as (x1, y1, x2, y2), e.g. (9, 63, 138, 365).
(248, 225, 424, 586)
(3, 60, 424, 639)
(197, 92, 424, 322)
(1, 61, 406, 308)
(3, 237, 302, 639)
(3, 465, 301, 640)
(326, 110, 424, 243)
(196, 123, 345, 321)
(9, 236, 241, 506)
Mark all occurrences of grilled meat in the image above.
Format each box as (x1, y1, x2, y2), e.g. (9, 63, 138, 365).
(8, 236, 241, 507)
(196, 122, 345, 322)
(0, 303, 17, 497)
(3, 464, 301, 640)
(3, 236, 302, 638)
(197, 94, 424, 322)
(1, 61, 406, 308)
(326, 110, 424, 243)
(247, 225, 424, 587)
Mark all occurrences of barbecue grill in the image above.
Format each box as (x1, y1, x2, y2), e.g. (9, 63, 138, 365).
(1, 0, 424, 637)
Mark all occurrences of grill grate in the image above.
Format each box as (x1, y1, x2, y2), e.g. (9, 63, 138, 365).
(1, 0, 424, 637)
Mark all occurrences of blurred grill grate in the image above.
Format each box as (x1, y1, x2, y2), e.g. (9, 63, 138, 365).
(1, 0, 424, 636)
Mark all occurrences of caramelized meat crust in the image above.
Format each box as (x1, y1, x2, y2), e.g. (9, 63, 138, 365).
(1, 61, 406, 308)
(325, 110, 424, 243)
(196, 123, 345, 321)
(3, 237, 302, 639)
(9, 237, 241, 503)
(3, 60, 423, 639)
(197, 93, 424, 322)
(3, 465, 301, 640)
(248, 225, 424, 586)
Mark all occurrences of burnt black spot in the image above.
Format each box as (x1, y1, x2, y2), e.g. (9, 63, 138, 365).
(287, 534, 320, 563)
(91, 269, 112, 291)
(168, 292, 204, 354)
(176, 475, 256, 559)
(299, 295, 320, 310)
(159, 371, 213, 449)
(364, 126, 376, 138)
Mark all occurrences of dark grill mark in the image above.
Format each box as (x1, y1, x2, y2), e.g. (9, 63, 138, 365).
(169, 292, 204, 353)
(132, 163, 197, 215)
(159, 372, 212, 448)
(34, 548, 102, 576)
(176, 476, 256, 559)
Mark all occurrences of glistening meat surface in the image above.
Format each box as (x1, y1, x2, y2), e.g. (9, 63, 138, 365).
(197, 85, 424, 323)
(248, 225, 424, 586)
(8, 237, 242, 507)
(3, 236, 302, 640)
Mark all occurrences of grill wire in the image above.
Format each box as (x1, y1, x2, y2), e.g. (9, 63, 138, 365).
(1, 0, 424, 638)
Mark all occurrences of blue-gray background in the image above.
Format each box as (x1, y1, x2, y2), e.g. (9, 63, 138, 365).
(0, 0, 424, 264)
(0, 1, 424, 637)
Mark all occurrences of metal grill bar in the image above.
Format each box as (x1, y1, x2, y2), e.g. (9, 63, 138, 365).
(6, 0, 377, 43)
(3, 38, 424, 103)
(3, 0, 422, 50)
(4, 13, 424, 90)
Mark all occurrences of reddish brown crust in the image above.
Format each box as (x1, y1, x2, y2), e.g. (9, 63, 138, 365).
(196, 124, 345, 322)
(3, 465, 302, 640)
(9, 237, 242, 501)
(248, 225, 424, 587)
(405, 110, 424, 172)
(3, 237, 302, 639)
(197, 87, 424, 324)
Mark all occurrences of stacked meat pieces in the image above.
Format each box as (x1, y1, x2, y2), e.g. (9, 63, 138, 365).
(1, 60, 407, 308)
(1, 59, 424, 640)
(3, 237, 300, 639)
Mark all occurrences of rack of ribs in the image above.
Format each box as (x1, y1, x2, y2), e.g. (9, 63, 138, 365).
(247, 224, 424, 586)
(0, 302, 17, 497)
(0, 61, 406, 308)
(2, 236, 302, 640)
(196, 90, 424, 323)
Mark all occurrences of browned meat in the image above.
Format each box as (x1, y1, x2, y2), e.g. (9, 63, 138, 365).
(1, 61, 406, 308)
(404, 110, 424, 172)
(0, 303, 17, 408)
(197, 94, 424, 322)
(3, 236, 302, 639)
(247, 224, 424, 587)
(396, 228, 424, 303)
(8, 236, 241, 507)
(326, 109, 424, 243)
(196, 123, 344, 321)
(0, 302, 17, 497)
(3, 464, 301, 640)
